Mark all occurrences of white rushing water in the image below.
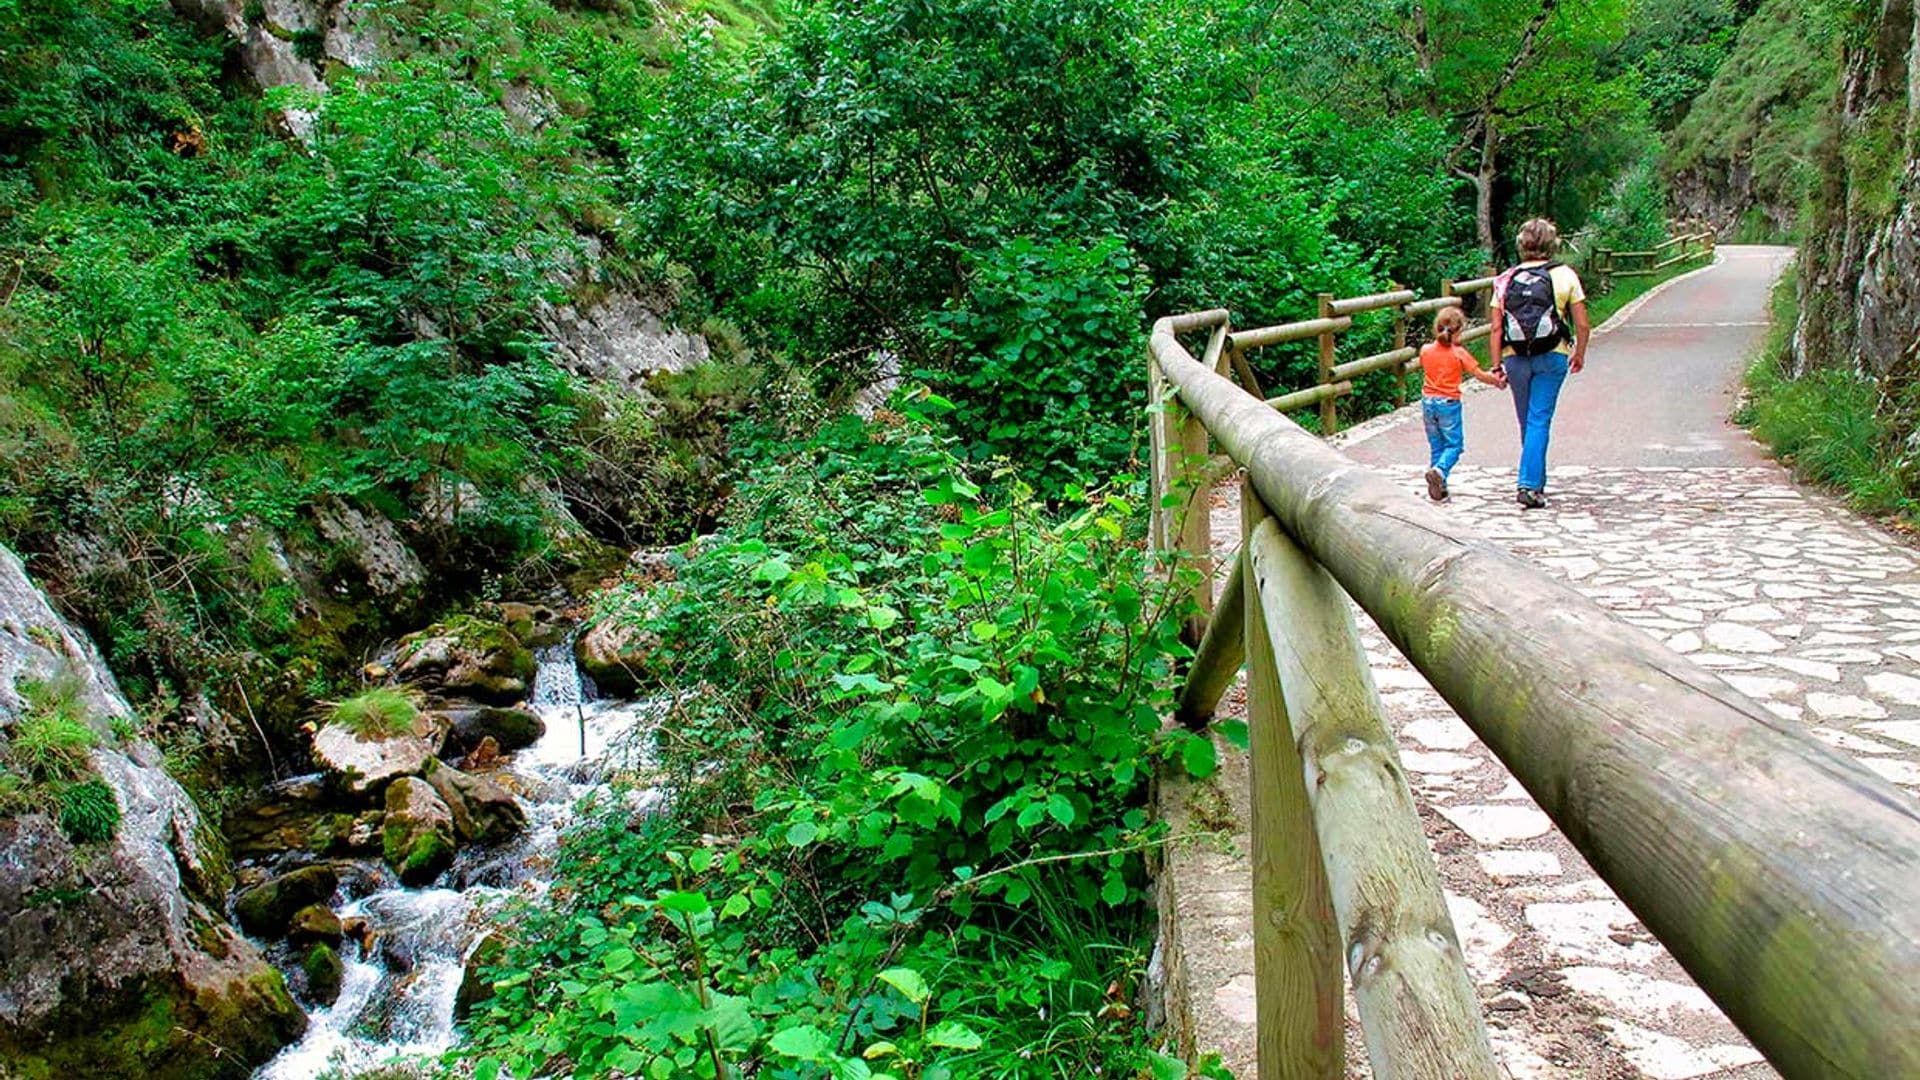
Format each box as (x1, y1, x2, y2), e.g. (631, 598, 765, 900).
(256, 643, 663, 1079)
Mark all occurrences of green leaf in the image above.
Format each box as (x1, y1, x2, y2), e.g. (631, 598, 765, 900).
(1216, 718, 1250, 750)
(1100, 871, 1128, 906)
(703, 993, 760, 1052)
(1146, 1050, 1190, 1080)
(721, 893, 751, 919)
(969, 620, 999, 641)
(786, 821, 820, 848)
(659, 890, 709, 915)
(602, 947, 636, 973)
(474, 1058, 502, 1080)
(877, 966, 930, 1004)
(770, 1024, 834, 1062)
(1181, 733, 1218, 778)
(1045, 792, 1076, 826)
(925, 1021, 984, 1050)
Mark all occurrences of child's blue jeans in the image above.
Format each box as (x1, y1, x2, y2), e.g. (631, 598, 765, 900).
(1422, 396, 1464, 479)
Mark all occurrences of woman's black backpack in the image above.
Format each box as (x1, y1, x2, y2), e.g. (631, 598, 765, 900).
(1501, 263, 1567, 357)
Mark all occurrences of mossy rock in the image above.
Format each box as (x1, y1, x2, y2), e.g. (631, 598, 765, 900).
(393, 615, 536, 704)
(231, 864, 338, 938)
(381, 777, 456, 887)
(287, 903, 343, 946)
(0, 962, 304, 1080)
(302, 942, 344, 1007)
(454, 931, 508, 1023)
(441, 704, 546, 753)
(422, 758, 527, 845)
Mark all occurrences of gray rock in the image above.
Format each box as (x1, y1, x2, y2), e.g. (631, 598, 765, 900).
(0, 545, 303, 1072)
(575, 616, 656, 698)
(536, 288, 709, 390)
(423, 758, 526, 845)
(312, 711, 447, 798)
(312, 498, 428, 600)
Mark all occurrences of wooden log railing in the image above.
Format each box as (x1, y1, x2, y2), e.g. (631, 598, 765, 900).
(1147, 307, 1920, 1080)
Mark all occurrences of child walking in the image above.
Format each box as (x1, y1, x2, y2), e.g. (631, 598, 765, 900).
(1419, 307, 1504, 502)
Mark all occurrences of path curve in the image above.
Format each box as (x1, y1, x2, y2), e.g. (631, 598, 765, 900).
(1167, 246, 1920, 1079)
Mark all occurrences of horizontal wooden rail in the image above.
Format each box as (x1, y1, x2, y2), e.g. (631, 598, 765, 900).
(1450, 275, 1497, 294)
(1268, 381, 1352, 412)
(1331, 346, 1417, 382)
(1328, 289, 1417, 317)
(1403, 296, 1462, 316)
(1176, 553, 1244, 729)
(1230, 316, 1352, 350)
(1149, 316, 1920, 1079)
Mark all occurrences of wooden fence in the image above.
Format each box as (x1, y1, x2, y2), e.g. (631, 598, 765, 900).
(1240, 228, 1713, 436)
(1146, 303, 1920, 1079)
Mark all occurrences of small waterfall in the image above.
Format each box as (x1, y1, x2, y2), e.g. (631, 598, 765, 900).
(254, 643, 666, 1078)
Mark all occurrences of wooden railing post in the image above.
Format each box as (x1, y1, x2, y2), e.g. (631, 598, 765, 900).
(1151, 318, 1223, 646)
(1390, 290, 1410, 408)
(1247, 515, 1498, 1080)
(1242, 478, 1342, 1080)
(1315, 293, 1338, 435)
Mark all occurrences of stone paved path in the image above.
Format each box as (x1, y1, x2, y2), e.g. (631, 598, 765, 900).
(1166, 247, 1920, 1078)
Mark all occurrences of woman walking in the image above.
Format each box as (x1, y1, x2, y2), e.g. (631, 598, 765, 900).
(1488, 218, 1590, 509)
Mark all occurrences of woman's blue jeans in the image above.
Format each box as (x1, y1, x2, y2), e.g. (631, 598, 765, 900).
(1422, 397, 1464, 479)
(1504, 351, 1569, 492)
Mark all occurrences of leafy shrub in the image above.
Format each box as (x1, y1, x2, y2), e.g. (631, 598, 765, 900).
(1588, 154, 1671, 253)
(57, 778, 119, 844)
(924, 236, 1148, 493)
(458, 400, 1214, 1077)
(325, 688, 420, 739)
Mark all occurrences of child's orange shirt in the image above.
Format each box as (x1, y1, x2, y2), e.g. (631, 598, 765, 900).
(1419, 342, 1486, 400)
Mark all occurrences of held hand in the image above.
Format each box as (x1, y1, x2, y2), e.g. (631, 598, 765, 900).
(1494, 371, 1509, 389)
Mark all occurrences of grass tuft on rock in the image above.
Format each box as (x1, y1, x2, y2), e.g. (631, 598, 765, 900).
(325, 688, 421, 739)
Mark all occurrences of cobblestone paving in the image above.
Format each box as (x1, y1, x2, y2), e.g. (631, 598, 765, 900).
(1199, 460, 1920, 1078)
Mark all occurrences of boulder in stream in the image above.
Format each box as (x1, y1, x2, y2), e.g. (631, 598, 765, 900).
(233, 864, 340, 938)
(423, 758, 527, 845)
(312, 704, 447, 799)
(302, 942, 345, 1008)
(440, 703, 545, 753)
(382, 777, 456, 886)
(287, 903, 344, 946)
(575, 615, 657, 697)
(393, 615, 535, 704)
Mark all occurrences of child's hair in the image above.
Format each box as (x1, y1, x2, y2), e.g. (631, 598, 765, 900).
(1432, 306, 1467, 346)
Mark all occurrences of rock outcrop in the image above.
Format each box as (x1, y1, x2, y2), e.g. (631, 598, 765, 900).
(0, 546, 304, 1077)
(440, 704, 546, 754)
(1794, 0, 1920, 462)
(575, 615, 657, 698)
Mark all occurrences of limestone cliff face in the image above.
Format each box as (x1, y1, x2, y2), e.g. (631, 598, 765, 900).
(0, 546, 305, 1077)
(1795, 0, 1920, 383)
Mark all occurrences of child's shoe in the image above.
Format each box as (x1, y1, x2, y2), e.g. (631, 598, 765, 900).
(1425, 468, 1448, 502)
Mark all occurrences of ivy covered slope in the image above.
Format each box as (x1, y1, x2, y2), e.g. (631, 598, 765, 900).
(460, 403, 1227, 1078)
(1662, 0, 1844, 239)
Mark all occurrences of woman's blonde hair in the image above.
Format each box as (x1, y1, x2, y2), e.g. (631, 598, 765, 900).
(1432, 306, 1466, 345)
(1517, 218, 1560, 261)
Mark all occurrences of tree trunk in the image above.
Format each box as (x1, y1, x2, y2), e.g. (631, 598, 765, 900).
(1474, 119, 1500, 265)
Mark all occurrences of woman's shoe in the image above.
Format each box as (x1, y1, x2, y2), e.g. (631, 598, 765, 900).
(1517, 488, 1547, 509)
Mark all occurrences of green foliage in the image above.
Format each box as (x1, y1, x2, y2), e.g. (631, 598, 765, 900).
(458, 403, 1206, 1076)
(1663, 0, 1841, 230)
(925, 237, 1148, 492)
(57, 778, 119, 843)
(325, 688, 420, 739)
(1740, 267, 1913, 518)
(1587, 154, 1671, 252)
